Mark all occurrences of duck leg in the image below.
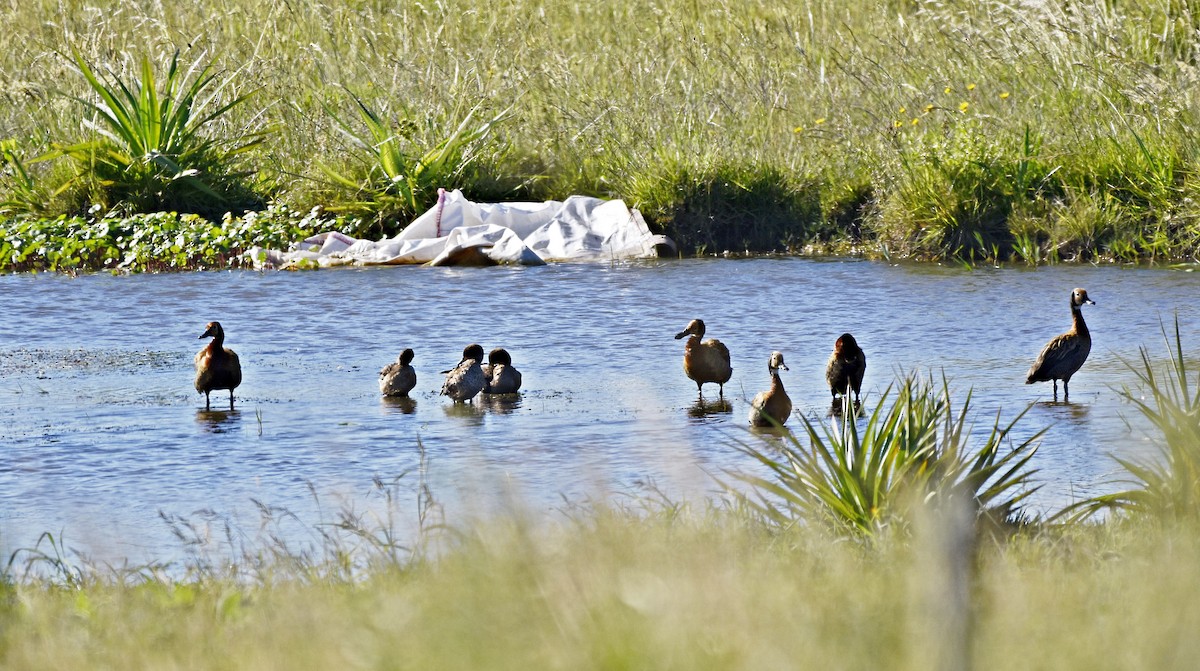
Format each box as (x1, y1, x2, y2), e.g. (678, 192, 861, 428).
(204, 391, 211, 411)
(229, 389, 235, 411)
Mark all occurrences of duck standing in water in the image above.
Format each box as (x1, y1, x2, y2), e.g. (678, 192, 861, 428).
(749, 351, 792, 427)
(826, 333, 866, 407)
(194, 321, 242, 411)
(379, 348, 417, 397)
(483, 347, 522, 394)
(675, 319, 733, 397)
(441, 343, 486, 403)
(1026, 287, 1095, 401)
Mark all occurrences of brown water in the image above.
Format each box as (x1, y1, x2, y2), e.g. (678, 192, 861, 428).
(1, 258, 1197, 564)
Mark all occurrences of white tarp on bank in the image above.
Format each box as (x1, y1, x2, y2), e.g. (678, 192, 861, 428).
(248, 189, 675, 268)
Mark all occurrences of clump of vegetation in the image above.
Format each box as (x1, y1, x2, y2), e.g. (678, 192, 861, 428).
(0, 205, 347, 272)
(316, 95, 512, 238)
(730, 374, 1042, 536)
(47, 50, 266, 219)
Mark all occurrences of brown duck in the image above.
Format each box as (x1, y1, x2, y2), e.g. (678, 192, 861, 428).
(826, 333, 866, 405)
(675, 319, 733, 397)
(379, 348, 417, 397)
(194, 321, 242, 411)
(482, 348, 522, 394)
(1026, 288, 1095, 401)
(749, 351, 792, 427)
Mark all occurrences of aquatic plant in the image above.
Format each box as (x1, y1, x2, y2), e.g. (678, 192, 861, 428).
(0, 205, 348, 272)
(730, 373, 1043, 537)
(51, 49, 265, 218)
(1063, 319, 1200, 523)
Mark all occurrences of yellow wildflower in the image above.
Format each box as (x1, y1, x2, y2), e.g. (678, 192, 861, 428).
(899, 106, 907, 114)
(911, 118, 920, 126)
(815, 117, 826, 125)
(959, 101, 969, 112)
(924, 103, 934, 113)
(793, 126, 804, 133)
(1000, 91, 1010, 99)
(967, 83, 976, 91)
(944, 86, 952, 94)
(894, 120, 903, 128)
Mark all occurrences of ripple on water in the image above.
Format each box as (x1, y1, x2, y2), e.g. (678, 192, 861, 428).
(0, 260, 1198, 563)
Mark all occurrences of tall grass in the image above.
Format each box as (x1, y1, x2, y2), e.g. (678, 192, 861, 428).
(4, 0, 1200, 266)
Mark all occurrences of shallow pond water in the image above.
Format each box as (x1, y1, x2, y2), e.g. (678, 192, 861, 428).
(1, 258, 1198, 564)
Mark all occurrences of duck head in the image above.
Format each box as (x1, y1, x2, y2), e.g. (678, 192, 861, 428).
(1071, 288, 1095, 309)
(399, 348, 415, 366)
(675, 319, 705, 340)
(834, 333, 859, 354)
(768, 351, 789, 373)
(199, 321, 224, 341)
(460, 343, 485, 364)
(488, 348, 512, 367)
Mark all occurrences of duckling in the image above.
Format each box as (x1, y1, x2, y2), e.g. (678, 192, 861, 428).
(194, 321, 242, 411)
(675, 319, 733, 397)
(826, 333, 866, 405)
(440, 343, 486, 403)
(483, 347, 522, 394)
(1026, 287, 1095, 401)
(749, 351, 792, 427)
(379, 348, 417, 397)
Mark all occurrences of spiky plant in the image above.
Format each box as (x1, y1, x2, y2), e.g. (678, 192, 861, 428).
(53, 49, 265, 217)
(730, 373, 1042, 537)
(1063, 318, 1200, 523)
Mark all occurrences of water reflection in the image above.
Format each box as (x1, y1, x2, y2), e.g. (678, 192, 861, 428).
(195, 409, 240, 432)
(381, 396, 418, 415)
(442, 402, 486, 423)
(687, 397, 732, 419)
(829, 398, 865, 418)
(479, 394, 521, 414)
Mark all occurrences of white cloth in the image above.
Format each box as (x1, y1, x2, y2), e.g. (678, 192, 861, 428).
(248, 189, 674, 268)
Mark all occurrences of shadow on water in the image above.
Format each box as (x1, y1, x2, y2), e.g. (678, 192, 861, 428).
(688, 397, 733, 420)
(381, 396, 418, 415)
(195, 409, 240, 433)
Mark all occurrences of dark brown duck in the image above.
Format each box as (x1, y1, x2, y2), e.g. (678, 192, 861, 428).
(194, 321, 242, 411)
(826, 333, 866, 405)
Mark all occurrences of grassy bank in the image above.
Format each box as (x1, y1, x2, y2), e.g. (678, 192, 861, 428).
(3, 0, 1200, 269)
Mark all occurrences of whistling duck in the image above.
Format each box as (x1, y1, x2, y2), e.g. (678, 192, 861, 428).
(194, 321, 242, 411)
(379, 348, 417, 397)
(482, 348, 522, 394)
(1026, 288, 1095, 401)
(675, 319, 733, 397)
(749, 351, 792, 426)
(826, 333, 866, 405)
(440, 343, 486, 403)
